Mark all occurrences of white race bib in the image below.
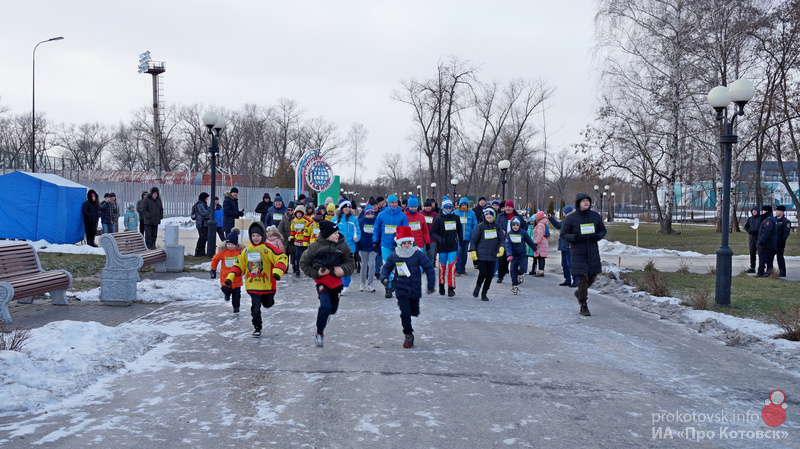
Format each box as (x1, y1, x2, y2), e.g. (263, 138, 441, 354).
(410, 222, 421, 231)
(484, 229, 497, 239)
(294, 222, 305, 230)
(425, 216, 433, 224)
(247, 252, 261, 262)
(225, 257, 236, 267)
(580, 223, 596, 235)
(460, 217, 467, 225)
(510, 234, 522, 243)
(444, 221, 457, 231)
(385, 225, 397, 234)
(313, 227, 320, 235)
(364, 224, 374, 234)
(272, 213, 283, 222)
(396, 261, 411, 277)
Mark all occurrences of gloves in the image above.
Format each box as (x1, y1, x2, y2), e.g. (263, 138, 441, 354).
(225, 273, 234, 287)
(381, 277, 390, 286)
(507, 256, 513, 261)
(427, 287, 435, 294)
(373, 241, 381, 253)
(273, 273, 281, 280)
(470, 251, 478, 261)
(210, 270, 216, 279)
(239, 209, 245, 217)
(496, 246, 504, 257)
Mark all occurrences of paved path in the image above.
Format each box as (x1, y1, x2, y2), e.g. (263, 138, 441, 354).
(0, 267, 796, 447)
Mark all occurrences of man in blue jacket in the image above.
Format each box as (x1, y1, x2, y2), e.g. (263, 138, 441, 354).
(756, 205, 778, 277)
(775, 205, 792, 277)
(372, 194, 409, 298)
(454, 198, 477, 276)
(560, 193, 606, 316)
(548, 205, 576, 287)
(264, 194, 287, 228)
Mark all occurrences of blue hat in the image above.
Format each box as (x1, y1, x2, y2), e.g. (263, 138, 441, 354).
(483, 208, 496, 222)
(225, 227, 241, 245)
(441, 196, 453, 209)
(407, 195, 419, 208)
(562, 205, 574, 215)
(364, 204, 375, 214)
(387, 194, 398, 204)
(458, 198, 469, 206)
(491, 199, 501, 207)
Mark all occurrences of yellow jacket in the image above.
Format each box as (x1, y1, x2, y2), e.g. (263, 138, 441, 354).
(227, 241, 288, 294)
(307, 219, 321, 244)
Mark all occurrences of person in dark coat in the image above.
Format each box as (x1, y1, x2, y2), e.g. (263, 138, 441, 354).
(560, 193, 606, 316)
(255, 193, 273, 225)
(222, 187, 244, 234)
(469, 208, 505, 301)
(504, 216, 537, 294)
(774, 205, 791, 277)
(471, 197, 487, 225)
(81, 189, 101, 247)
(100, 193, 115, 234)
(743, 206, 761, 273)
(264, 195, 287, 228)
(494, 200, 528, 283)
(136, 191, 148, 236)
(380, 226, 436, 348)
(756, 205, 778, 277)
(430, 196, 463, 297)
(192, 192, 212, 257)
(141, 186, 164, 249)
(548, 205, 576, 287)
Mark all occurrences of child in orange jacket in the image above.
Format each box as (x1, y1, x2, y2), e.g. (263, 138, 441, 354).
(211, 228, 244, 313)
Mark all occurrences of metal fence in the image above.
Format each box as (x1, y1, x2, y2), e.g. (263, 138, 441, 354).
(79, 182, 295, 218)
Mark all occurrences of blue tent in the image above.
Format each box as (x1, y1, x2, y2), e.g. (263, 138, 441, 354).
(0, 172, 87, 244)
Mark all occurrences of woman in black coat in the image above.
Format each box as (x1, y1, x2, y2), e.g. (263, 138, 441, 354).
(560, 193, 606, 316)
(81, 189, 101, 247)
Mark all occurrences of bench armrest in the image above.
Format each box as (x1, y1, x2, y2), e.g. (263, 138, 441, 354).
(0, 282, 13, 323)
(99, 234, 144, 270)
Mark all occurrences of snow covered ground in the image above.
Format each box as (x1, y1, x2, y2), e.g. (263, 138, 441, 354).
(0, 230, 798, 418)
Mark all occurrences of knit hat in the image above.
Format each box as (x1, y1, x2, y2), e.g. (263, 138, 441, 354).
(387, 194, 398, 204)
(441, 196, 453, 209)
(141, 191, 149, 198)
(306, 203, 315, 213)
(368, 196, 377, 206)
(364, 204, 375, 215)
(376, 196, 385, 204)
(483, 208, 496, 222)
(315, 206, 326, 221)
(318, 220, 338, 240)
(562, 205, 574, 215)
(326, 203, 336, 213)
(406, 195, 418, 208)
(762, 205, 772, 212)
(325, 196, 334, 205)
(248, 222, 265, 238)
(478, 197, 486, 202)
(274, 194, 282, 202)
(226, 227, 241, 245)
(104, 193, 110, 198)
(505, 200, 515, 208)
(424, 200, 433, 208)
(534, 211, 545, 221)
(458, 198, 469, 207)
(294, 205, 305, 216)
(110, 192, 116, 198)
(128, 204, 135, 210)
(491, 199, 501, 207)
(394, 226, 415, 244)
(338, 199, 352, 210)
(230, 187, 238, 193)
(776, 205, 786, 211)
(511, 217, 522, 226)
(199, 192, 209, 202)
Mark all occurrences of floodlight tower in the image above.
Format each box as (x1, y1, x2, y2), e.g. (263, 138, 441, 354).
(138, 51, 166, 183)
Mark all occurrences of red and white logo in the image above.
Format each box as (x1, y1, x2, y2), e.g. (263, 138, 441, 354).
(762, 390, 787, 427)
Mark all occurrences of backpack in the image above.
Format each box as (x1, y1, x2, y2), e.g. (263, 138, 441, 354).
(191, 204, 198, 221)
(544, 225, 550, 239)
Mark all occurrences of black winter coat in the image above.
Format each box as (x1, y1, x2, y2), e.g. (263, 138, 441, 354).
(496, 211, 528, 234)
(82, 190, 101, 225)
(469, 221, 505, 261)
(744, 208, 762, 242)
(560, 193, 607, 276)
(141, 194, 164, 225)
(100, 200, 115, 224)
(430, 212, 463, 253)
(380, 249, 436, 299)
(776, 216, 791, 248)
(757, 212, 778, 249)
(222, 193, 242, 233)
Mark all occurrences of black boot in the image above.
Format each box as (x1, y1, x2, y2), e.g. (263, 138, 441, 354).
(481, 291, 490, 301)
(472, 285, 480, 298)
(439, 283, 445, 296)
(385, 286, 393, 298)
(447, 286, 455, 297)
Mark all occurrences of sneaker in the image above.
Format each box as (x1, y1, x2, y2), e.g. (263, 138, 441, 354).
(559, 282, 570, 286)
(403, 334, 414, 348)
(746, 268, 756, 273)
(367, 284, 376, 292)
(385, 287, 393, 299)
(439, 284, 445, 296)
(580, 305, 591, 316)
(359, 284, 365, 292)
(533, 273, 544, 277)
(496, 277, 504, 284)
(252, 330, 261, 338)
(295, 271, 301, 277)
(518, 275, 524, 285)
(342, 286, 349, 295)
(511, 286, 519, 295)
(447, 286, 455, 297)
(528, 271, 537, 276)
(569, 283, 579, 288)
(472, 285, 480, 298)
(481, 292, 490, 301)
(224, 296, 231, 302)
(315, 333, 324, 347)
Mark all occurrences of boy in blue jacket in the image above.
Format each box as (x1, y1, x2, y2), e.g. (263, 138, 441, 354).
(454, 198, 478, 276)
(380, 226, 436, 348)
(373, 194, 409, 298)
(504, 217, 537, 295)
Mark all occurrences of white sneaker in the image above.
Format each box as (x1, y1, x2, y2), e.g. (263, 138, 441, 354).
(366, 284, 376, 292)
(359, 284, 365, 292)
(511, 286, 519, 295)
(342, 286, 349, 295)
(315, 333, 324, 347)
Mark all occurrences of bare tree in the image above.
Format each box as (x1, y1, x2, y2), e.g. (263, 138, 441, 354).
(346, 122, 369, 185)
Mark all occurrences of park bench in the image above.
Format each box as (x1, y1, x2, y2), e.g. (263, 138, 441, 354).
(98, 231, 167, 272)
(0, 243, 72, 323)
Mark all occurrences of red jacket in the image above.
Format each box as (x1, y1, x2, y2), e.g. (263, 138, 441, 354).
(404, 210, 431, 247)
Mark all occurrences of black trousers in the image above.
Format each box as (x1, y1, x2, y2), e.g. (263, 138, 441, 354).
(757, 247, 776, 276)
(84, 222, 97, 246)
(195, 226, 208, 256)
(748, 237, 757, 269)
(144, 224, 159, 249)
(475, 260, 495, 293)
(397, 295, 420, 335)
(139, 219, 145, 236)
(776, 246, 786, 275)
(221, 285, 242, 310)
(250, 292, 275, 331)
(497, 257, 509, 279)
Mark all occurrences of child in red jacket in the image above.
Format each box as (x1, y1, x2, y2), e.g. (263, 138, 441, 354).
(211, 228, 243, 312)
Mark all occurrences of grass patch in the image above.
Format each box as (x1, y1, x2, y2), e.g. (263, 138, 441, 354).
(623, 270, 800, 322)
(772, 306, 800, 341)
(604, 222, 800, 256)
(636, 269, 671, 297)
(676, 259, 691, 274)
(37, 253, 105, 277)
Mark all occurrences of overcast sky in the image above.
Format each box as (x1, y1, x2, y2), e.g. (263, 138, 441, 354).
(1, 0, 598, 182)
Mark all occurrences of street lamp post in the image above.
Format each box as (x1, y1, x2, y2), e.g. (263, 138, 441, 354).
(708, 79, 755, 307)
(431, 182, 436, 201)
(202, 111, 227, 257)
(593, 185, 599, 209)
(417, 184, 422, 199)
(31, 36, 64, 173)
(450, 178, 459, 199)
(498, 159, 511, 201)
(610, 192, 616, 222)
(604, 185, 610, 219)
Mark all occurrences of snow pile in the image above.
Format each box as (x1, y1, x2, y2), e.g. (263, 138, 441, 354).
(74, 276, 221, 303)
(0, 321, 166, 413)
(598, 239, 705, 258)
